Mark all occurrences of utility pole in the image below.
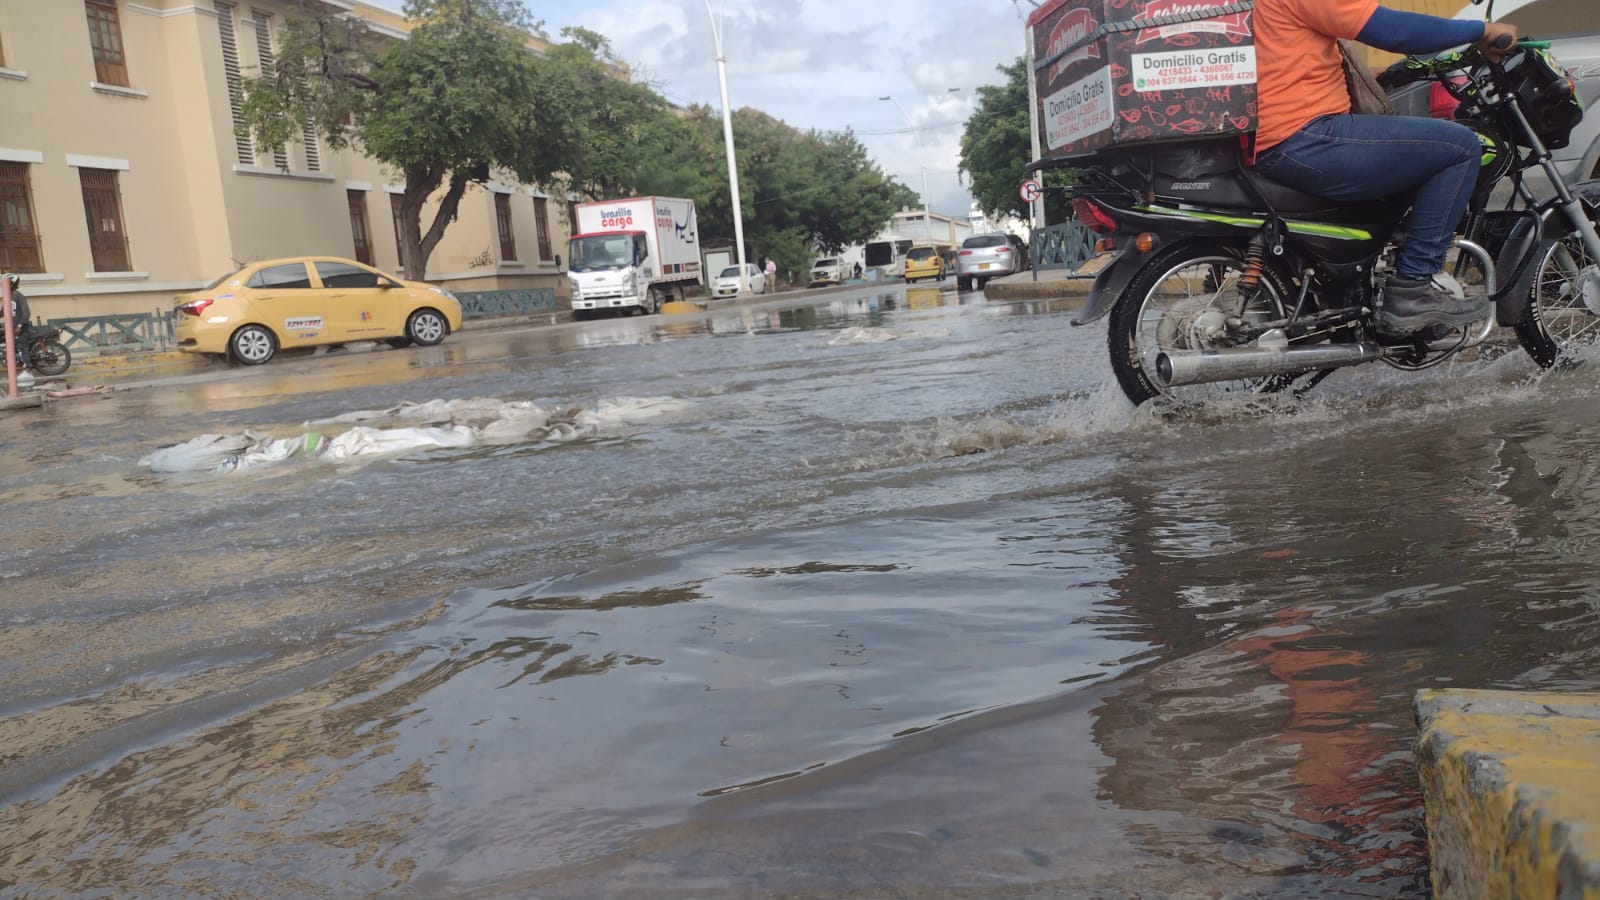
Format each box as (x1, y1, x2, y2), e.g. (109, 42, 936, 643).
(704, 0, 749, 292)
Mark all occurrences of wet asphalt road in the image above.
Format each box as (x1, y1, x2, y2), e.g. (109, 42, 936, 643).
(1, 281, 1598, 897)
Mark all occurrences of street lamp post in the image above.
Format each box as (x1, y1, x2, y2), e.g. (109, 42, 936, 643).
(705, 0, 749, 292)
(880, 89, 960, 244)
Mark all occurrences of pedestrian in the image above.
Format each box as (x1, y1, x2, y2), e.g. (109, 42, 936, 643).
(764, 257, 777, 294)
(1250, 0, 1516, 336)
(853, 261, 863, 279)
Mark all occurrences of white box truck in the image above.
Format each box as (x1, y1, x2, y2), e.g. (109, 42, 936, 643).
(568, 197, 701, 318)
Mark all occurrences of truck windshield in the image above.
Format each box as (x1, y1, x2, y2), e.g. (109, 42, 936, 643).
(569, 235, 635, 272)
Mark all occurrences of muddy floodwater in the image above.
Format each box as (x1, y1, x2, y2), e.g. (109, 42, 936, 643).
(2, 285, 1599, 897)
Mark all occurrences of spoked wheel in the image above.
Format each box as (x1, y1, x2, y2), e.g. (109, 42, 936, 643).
(1108, 242, 1291, 406)
(1514, 229, 1600, 368)
(30, 339, 71, 376)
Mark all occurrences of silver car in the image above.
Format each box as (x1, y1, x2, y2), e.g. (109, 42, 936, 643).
(956, 233, 1030, 291)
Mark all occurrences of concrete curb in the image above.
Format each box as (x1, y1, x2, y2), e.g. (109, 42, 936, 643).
(1415, 688, 1600, 899)
(984, 273, 1095, 302)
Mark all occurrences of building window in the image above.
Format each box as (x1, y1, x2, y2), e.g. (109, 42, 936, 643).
(495, 193, 516, 261)
(390, 192, 407, 273)
(79, 167, 132, 272)
(533, 197, 552, 261)
(213, 1, 254, 165)
(251, 10, 288, 169)
(85, 1, 129, 87)
(0, 163, 45, 274)
(348, 190, 373, 266)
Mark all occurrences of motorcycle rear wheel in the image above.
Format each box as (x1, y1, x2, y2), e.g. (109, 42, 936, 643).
(1513, 228, 1600, 368)
(1108, 241, 1292, 407)
(30, 339, 70, 377)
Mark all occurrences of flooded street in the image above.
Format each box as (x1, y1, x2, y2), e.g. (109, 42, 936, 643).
(3, 283, 1599, 897)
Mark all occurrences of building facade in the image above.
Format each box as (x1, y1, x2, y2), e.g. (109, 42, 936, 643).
(0, 0, 577, 323)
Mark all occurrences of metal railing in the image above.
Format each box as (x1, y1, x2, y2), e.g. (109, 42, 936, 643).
(456, 288, 558, 320)
(1030, 220, 1098, 274)
(38, 288, 562, 354)
(46, 310, 175, 353)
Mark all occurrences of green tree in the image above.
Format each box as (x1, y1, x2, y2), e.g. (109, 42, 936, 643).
(958, 56, 1073, 223)
(630, 108, 909, 279)
(238, 0, 572, 279)
(544, 28, 675, 200)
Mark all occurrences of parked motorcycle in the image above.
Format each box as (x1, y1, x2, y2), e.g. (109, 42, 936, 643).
(1061, 37, 1600, 407)
(12, 326, 72, 377)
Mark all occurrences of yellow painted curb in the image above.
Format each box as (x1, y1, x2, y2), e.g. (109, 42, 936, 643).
(72, 351, 195, 370)
(1415, 688, 1600, 899)
(659, 300, 703, 315)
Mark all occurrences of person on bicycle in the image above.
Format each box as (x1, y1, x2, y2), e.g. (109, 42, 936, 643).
(1251, 1, 1517, 337)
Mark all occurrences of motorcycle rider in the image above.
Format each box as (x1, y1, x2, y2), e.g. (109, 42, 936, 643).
(3, 273, 29, 349)
(1251, 1, 1517, 337)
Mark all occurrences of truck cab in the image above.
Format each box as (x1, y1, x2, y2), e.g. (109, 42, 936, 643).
(568, 231, 654, 318)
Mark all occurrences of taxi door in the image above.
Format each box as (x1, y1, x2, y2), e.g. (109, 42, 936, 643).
(312, 260, 398, 339)
(244, 261, 325, 348)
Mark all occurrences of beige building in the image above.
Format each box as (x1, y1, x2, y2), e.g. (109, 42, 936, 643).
(0, 0, 578, 325)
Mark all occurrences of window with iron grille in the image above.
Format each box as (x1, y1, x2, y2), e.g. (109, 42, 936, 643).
(85, 1, 129, 87)
(0, 163, 45, 274)
(533, 197, 552, 261)
(348, 190, 373, 266)
(251, 10, 288, 169)
(79, 168, 132, 272)
(495, 193, 517, 261)
(390, 193, 408, 275)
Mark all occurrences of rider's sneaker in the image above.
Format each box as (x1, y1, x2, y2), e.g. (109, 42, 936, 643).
(1378, 275, 1490, 337)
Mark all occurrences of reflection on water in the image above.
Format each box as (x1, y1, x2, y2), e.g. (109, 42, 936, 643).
(3, 285, 1600, 895)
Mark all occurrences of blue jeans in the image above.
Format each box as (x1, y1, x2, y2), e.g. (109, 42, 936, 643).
(1254, 114, 1480, 280)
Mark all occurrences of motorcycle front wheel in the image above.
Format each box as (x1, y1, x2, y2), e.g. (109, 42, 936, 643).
(30, 339, 71, 377)
(1514, 226, 1600, 368)
(1108, 241, 1292, 407)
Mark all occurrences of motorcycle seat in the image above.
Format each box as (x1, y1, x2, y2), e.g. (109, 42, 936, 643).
(1152, 168, 1341, 213)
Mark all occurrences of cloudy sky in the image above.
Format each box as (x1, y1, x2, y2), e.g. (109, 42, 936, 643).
(368, 0, 1035, 221)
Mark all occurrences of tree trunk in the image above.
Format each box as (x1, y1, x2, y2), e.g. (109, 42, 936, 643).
(396, 166, 473, 281)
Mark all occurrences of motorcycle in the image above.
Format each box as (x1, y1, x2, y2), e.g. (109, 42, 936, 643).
(1060, 36, 1600, 407)
(11, 326, 72, 377)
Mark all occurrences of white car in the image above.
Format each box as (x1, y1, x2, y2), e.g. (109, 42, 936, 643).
(808, 257, 845, 287)
(712, 264, 767, 298)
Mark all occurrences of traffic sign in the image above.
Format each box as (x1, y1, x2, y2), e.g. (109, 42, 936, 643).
(1019, 179, 1042, 203)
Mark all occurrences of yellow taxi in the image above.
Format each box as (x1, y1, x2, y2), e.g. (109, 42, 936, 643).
(174, 257, 464, 365)
(903, 244, 946, 284)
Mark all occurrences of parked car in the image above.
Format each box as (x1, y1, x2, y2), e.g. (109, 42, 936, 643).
(174, 256, 463, 366)
(712, 263, 766, 298)
(956, 233, 1029, 291)
(809, 257, 846, 287)
(903, 244, 948, 283)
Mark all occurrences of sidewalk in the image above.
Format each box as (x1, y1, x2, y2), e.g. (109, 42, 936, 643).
(982, 257, 1105, 303)
(1415, 688, 1600, 898)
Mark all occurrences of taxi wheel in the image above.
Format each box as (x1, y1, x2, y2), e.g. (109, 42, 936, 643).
(230, 325, 276, 366)
(385, 337, 413, 349)
(407, 308, 448, 346)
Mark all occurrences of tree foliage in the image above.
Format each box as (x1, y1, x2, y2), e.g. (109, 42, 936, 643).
(239, 0, 917, 285)
(629, 108, 908, 279)
(958, 56, 1073, 223)
(238, 0, 570, 278)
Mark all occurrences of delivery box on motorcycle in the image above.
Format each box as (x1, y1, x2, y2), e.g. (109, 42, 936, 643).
(1027, 0, 1258, 162)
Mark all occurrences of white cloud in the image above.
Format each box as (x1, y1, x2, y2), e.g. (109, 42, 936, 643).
(370, 0, 1035, 225)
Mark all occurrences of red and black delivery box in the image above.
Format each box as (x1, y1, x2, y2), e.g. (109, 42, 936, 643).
(1027, 0, 1258, 161)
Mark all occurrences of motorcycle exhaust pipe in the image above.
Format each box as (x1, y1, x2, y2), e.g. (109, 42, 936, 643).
(1156, 341, 1387, 387)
